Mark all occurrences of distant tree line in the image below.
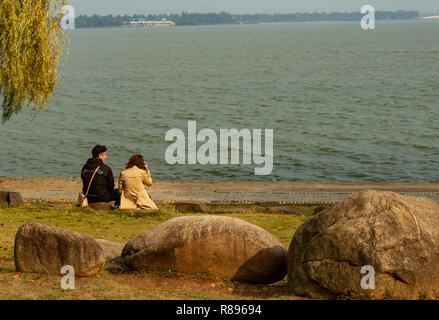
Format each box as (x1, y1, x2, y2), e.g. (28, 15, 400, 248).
(74, 11, 420, 28)
(233, 11, 420, 23)
(75, 14, 125, 28)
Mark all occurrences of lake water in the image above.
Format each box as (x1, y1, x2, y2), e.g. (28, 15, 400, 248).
(1, 21, 438, 181)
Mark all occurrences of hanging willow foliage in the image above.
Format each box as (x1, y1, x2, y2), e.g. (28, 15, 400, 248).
(0, 0, 69, 123)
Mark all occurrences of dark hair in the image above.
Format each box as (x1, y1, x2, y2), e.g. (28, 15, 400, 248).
(126, 154, 145, 170)
(92, 145, 107, 158)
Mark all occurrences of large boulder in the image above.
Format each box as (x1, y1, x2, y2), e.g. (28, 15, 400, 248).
(288, 190, 439, 299)
(14, 222, 105, 276)
(122, 215, 287, 284)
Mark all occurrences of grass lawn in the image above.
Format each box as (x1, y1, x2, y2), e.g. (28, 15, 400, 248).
(0, 202, 316, 300)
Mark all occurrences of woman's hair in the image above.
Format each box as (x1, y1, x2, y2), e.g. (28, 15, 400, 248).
(126, 154, 145, 169)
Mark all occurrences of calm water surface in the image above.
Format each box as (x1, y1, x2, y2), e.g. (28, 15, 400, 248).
(1, 21, 438, 181)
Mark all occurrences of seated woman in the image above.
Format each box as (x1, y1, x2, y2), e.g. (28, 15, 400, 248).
(118, 154, 158, 211)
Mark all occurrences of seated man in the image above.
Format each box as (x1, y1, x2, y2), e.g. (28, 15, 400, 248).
(81, 145, 120, 208)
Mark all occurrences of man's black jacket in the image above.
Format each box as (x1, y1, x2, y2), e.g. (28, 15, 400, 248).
(81, 157, 115, 202)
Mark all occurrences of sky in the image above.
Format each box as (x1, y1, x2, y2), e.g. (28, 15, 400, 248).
(67, 0, 439, 16)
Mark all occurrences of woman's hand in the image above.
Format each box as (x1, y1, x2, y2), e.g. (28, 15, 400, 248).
(143, 162, 149, 172)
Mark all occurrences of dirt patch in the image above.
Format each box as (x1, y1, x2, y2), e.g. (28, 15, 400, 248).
(0, 268, 308, 300)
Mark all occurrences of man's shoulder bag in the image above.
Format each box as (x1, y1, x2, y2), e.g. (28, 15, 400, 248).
(78, 166, 100, 207)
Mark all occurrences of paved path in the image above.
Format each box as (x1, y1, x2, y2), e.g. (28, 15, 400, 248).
(2, 177, 439, 204)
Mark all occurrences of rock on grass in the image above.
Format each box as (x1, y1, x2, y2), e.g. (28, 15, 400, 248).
(0, 191, 24, 205)
(288, 190, 439, 299)
(14, 222, 105, 276)
(122, 215, 287, 284)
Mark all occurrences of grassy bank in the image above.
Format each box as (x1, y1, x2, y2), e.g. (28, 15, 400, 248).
(0, 202, 313, 300)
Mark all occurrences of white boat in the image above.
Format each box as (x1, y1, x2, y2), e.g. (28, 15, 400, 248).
(126, 18, 176, 27)
(421, 15, 439, 20)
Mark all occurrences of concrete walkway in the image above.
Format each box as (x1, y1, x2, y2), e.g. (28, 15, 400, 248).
(2, 177, 439, 204)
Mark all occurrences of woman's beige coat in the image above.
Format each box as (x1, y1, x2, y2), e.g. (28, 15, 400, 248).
(118, 166, 158, 210)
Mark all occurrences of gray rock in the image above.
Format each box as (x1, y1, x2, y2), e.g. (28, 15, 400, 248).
(8, 192, 24, 205)
(95, 239, 125, 262)
(0, 191, 24, 205)
(14, 222, 105, 276)
(95, 239, 128, 272)
(288, 190, 439, 299)
(122, 215, 287, 284)
(175, 201, 209, 213)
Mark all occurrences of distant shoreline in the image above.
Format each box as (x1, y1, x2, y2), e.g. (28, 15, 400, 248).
(73, 10, 422, 29)
(67, 19, 426, 31)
